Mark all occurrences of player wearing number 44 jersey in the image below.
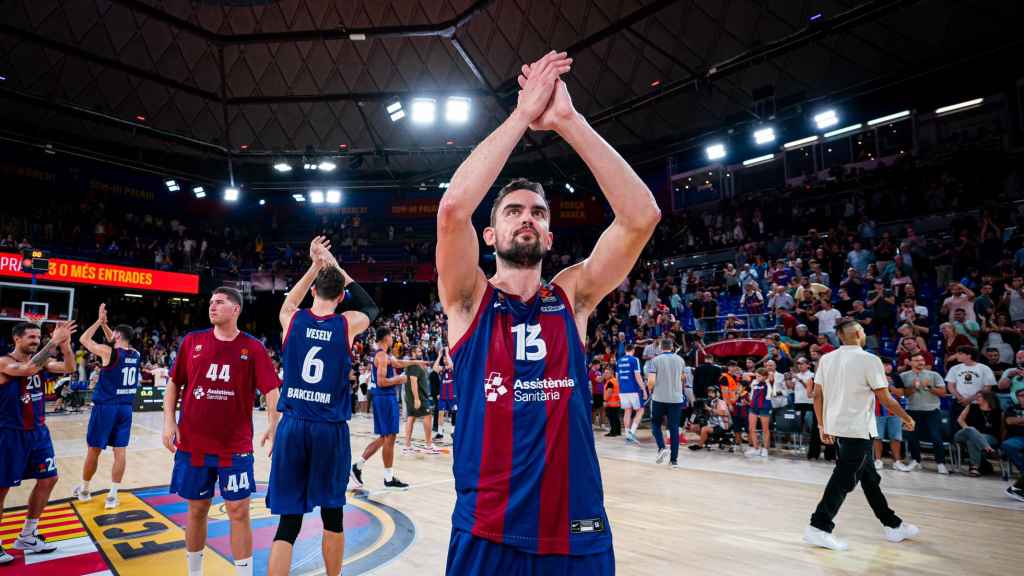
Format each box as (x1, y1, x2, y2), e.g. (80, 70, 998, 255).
(0, 320, 78, 565)
(267, 237, 376, 576)
(437, 50, 660, 574)
(163, 286, 281, 576)
(74, 303, 140, 510)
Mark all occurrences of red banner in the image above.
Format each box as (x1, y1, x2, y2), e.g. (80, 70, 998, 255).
(0, 252, 199, 294)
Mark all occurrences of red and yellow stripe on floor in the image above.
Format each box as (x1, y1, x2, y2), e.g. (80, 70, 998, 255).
(0, 503, 87, 546)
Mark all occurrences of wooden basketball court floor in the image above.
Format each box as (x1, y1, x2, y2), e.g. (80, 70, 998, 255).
(6, 410, 1022, 575)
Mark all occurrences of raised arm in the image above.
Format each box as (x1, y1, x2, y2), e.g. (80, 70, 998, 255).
(437, 52, 571, 320)
(538, 82, 661, 314)
(80, 306, 113, 365)
(280, 236, 329, 333)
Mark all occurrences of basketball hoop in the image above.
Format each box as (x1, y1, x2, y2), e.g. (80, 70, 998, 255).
(22, 312, 46, 325)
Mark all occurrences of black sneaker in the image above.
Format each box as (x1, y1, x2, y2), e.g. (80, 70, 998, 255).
(350, 464, 364, 488)
(688, 444, 704, 451)
(384, 477, 410, 491)
(1006, 486, 1024, 503)
(433, 433, 444, 441)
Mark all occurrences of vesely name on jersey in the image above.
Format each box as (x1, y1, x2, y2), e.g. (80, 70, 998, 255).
(306, 327, 333, 342)
(512, 377, 575, 402)
(286, 387, 332, 404)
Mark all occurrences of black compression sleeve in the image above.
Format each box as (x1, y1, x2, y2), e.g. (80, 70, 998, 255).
(345, 281, 379, 323)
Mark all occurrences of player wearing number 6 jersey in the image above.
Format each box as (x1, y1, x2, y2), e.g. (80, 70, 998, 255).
(74, 303, 140, 509)
(162, 286, 281, 576)
(267, 237, 376, 576)
(436, 51, 660, 574)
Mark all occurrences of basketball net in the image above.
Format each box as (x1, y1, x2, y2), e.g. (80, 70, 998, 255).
(22, 312, 46, 325)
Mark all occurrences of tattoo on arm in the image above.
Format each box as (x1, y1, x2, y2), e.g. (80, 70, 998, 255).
(29, 339, 60, 369)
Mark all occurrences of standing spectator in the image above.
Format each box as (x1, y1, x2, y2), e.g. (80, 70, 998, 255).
(589, 359, 605, 430)
(945, 347, 996, 408)
(951, 308, 981, 348)
(645, 339, 688, 468)
(873, 363, 906, 470)
(740, 282, 766, 331)
(835, 287, 854, 317)
(1000, 276, 1024, 324)
(690, 292, 718, 334)
(939, 323, 972, 373)
(745, 368, 774, 458)
(973, 284, 995, 324)
(815, 299, 842, 346)
(768, 284, 795, 312)
(603, 366, 622, 437)
(840, 268, 866, 301)
(981, 348, 1011, 380)
(866, 280, 897, 342)
(808, 260, 830, 287)
(847, 241, 873, 276)
(941, 283, 976, 323)
(691, 355, 722, 401)
(898, 353, 949, 474)
(953, 391, 1001, 477)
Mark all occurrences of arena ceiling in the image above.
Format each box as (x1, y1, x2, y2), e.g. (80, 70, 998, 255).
(0, 0, 1020, 190)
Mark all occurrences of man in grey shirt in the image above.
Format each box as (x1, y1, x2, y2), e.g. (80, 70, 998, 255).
(645, 338, 686, 468)
(897, 352, 949, 474)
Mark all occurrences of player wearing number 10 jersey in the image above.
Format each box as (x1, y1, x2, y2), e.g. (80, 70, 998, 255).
(74, 303, 140, 510)
(436, 51, 660, 574)
(267, 237, 376, 576)
(163, 286, 280, 576)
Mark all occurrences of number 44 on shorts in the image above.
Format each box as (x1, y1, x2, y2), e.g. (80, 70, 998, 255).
(226, 472, 250, 493)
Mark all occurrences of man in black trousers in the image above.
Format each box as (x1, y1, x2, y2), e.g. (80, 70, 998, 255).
(803, 318, 920, 551)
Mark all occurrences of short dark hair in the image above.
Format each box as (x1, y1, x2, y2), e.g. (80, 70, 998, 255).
(489, 178, 547, 227)
(957, 345, 978, 360)
(114, 324, 134, 345)
(212, 286, 243, 312)
(375, 326, 392, 342)
(835, 317, 860, 336)
(660, 338, 674, 351)
(314, 266, 345, 301)
(12, 321, 40, 339)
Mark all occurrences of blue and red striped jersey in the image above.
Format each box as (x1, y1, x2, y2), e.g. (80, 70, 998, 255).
(279, 310, 352, 422)
(0, 361, 45, 430)
(440, 368, 456, 401)
(92, 348, 141, 405)
(450, 282, 611, 556)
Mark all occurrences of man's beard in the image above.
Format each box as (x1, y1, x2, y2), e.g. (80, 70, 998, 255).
(495, 237, 546, 269)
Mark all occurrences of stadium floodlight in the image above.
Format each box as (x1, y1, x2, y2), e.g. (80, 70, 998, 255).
(192, 186, 206, 198)
(814, 109, 839, 129)
(445, 97, 470, 124)
(935, 98, 984, 116)
(387, 100, 405, 122)
(411, 98, 436, 124)
(326, 189, 341, 204)
(292, 193, 306, 202)
(564, 182, 575, 193)
(705, 143, 726, 161)
(438, 182, 449, 189)
(753, 127, 776, 145)
(259, 199, 266, 206)
(309, 190, 325, 204)
(867, 110, 911, 126)
(783, 135, 819, 149)
(318, 161, 336, 172)
(823, 123, 863, 138)
(224, 187, 240, 202)
(273, 162, 292, 173)
(165, 179, 180, 192)
(742, 153, 775, 167)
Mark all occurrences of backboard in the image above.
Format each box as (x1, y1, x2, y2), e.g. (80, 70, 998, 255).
(0, 281, 74, 324)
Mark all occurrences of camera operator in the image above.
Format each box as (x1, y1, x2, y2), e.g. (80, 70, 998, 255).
(688, 386, 732, 451)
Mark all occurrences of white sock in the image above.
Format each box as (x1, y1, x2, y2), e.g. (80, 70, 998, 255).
(630, 419, 640, 433)
(187, 550, 204, 575)
(234, 557, 252, 576)
(384, 468, 394, 482)
(109, 482, 120, 497)
(20, 518, 38, 538)
(355, 457, 366, 470)
(81, 481, 90, 492)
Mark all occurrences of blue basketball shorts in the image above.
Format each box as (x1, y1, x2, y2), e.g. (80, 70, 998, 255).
(0, 426, 57, 488)
(267, 416, 351, 515)
(87, 403, 133, 449)
(170, 451, 255, 501)
(446, 529, 615, 576)
(372, 394, 400, 436)
(437, 397, 458, 412)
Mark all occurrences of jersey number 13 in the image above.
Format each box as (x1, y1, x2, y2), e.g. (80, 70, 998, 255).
(512, 323, 547, 362)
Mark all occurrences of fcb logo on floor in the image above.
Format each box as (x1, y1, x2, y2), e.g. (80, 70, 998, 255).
(2, 484, 415, 575)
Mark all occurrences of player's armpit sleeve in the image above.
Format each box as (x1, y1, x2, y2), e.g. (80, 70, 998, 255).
(253, 344, 281, 394)
(344, 281, 379, 324)
(171, 336, 190, 391)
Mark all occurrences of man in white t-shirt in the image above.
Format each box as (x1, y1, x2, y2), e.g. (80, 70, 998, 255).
(804, 318, 918, 552)
(941, 283, 976, 323)
(814, 300, 843, 347)
(149, 364, 170, 389)
(945, 346, 996, 405)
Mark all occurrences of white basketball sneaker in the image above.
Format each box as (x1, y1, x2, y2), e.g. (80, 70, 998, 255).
(13, 531, 57, 554)
(803, 526, 848, 551)
(104, 493, 119, 510)
(656, 448, 669, 464)
(884, 522, 920, 543)
(72, 484, 91, 502)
